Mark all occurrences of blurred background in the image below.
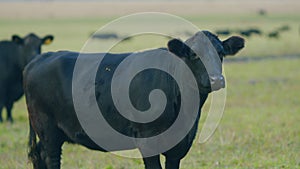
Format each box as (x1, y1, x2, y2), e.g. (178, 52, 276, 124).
(0, 0, 299, 168)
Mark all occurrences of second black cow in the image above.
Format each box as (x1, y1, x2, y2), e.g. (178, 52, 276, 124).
(0, 33, 53, 122)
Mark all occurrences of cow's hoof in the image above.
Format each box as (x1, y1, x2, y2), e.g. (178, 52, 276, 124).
(7, 118, 13, 123)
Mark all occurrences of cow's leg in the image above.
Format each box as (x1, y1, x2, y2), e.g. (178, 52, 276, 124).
(30, 141, 47, 169)
(5, 102, 13, 123)
(34, 121, 64, 169)
(44, 142, 63, 169)
(30, 136, 63, 169)
(0, 90, 4, 123)
(165, 157, 181, 169)
(0, 104, 3, 122)
(40, 129, 64, 169)
(142, 155, 162, 169)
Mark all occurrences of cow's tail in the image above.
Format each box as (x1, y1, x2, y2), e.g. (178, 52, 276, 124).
(28, 120, 38, 165)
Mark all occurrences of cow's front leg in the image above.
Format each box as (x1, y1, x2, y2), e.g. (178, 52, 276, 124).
(142, 155, 162, 169)
(165, 157, 181, 169)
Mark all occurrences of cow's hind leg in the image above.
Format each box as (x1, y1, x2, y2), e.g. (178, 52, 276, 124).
(0, 91, 4, 122)
(5, 102, 13, 123)
(31, 117, 65, 169)
(44, 141, 63, 169)
(0, 104, 3, 122)
(29, 132, 63, 169)
(29, 141, 47, 169)
(142, 155, 162, 169)
(40, 128, 64, 169)
(165, 157, 181, 169)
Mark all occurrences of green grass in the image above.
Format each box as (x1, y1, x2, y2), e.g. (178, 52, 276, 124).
(0, 14, 300, 169)
(0, 13, 299, 55)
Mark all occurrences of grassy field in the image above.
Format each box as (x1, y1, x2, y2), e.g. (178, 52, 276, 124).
(0, 2, 300, 169)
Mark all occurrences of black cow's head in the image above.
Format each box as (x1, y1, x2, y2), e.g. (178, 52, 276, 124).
(168, 31, 244, 93)
(12, 33, 54, 67)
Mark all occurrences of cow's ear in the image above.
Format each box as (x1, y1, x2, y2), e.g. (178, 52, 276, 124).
(42, 35, 54, 45)
(12, 35, 24, 44)
(167, 38, 197, 60)
(222, 36, 245, 56)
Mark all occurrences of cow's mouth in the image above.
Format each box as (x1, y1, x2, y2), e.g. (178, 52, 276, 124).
(210, 75, 225, 91)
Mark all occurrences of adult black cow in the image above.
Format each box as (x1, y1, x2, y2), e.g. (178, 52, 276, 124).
(24, 31, 244, 169)
(0, 33, 53, 123)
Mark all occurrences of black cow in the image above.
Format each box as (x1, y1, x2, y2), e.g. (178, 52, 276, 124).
(268, 31, 280, 38)
(238, 28, 262, 38)
(0, 33, 53, 123)
(24, 31, 244, 169)
(92, 33, 119, 40)
(215, 29, 231, 36)
(247, 28, 262, 36)
(277, 25, 290, 32)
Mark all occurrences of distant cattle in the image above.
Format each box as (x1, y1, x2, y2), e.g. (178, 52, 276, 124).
(91, 33, 134, 42)
(215, 25, 290, 39)
(215, 29, 232, 36)
(0, 33, 53, 123)
(238, 28, 262, 37)
(258, 9, 267, 16)
(277, 25, 290, 32)
(24, 31, 244, 169)
(268, 31, 279, 38)
(267, 25, 291, 39)
(91, 33, 119, 40)
(247, 28, 263, 36)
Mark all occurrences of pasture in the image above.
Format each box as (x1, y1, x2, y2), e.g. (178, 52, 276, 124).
(0, 1, 300, 169)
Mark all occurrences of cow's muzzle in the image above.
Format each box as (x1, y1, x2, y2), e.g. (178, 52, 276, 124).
(210, 75, 225, 91)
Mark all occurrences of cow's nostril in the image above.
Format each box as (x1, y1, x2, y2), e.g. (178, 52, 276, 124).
(210, 75, 225, 91)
